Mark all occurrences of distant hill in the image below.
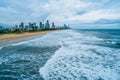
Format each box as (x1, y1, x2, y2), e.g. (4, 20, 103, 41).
(0, 23, 13, 28)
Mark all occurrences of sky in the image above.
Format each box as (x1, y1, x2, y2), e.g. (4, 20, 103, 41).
(0, 0, 120, 28)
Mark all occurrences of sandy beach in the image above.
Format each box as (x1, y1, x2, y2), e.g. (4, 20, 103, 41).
(0, 30, 56, 42)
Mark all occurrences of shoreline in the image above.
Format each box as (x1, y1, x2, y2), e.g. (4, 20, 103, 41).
(0, 30, 57, 42)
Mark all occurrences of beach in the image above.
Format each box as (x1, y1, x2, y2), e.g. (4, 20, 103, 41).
(0, 30, 57, 42)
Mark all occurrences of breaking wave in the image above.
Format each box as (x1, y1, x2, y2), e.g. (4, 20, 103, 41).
(39, 30, 120, 80)
(0, 47, 3, 50)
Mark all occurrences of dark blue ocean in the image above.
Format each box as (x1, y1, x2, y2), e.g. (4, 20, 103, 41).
(0, 29, 120, 80)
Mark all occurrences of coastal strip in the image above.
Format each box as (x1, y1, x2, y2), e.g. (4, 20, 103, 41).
(0, 30, 57, 42)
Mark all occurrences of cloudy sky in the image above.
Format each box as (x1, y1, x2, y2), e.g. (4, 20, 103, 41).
(0, 0, 120, 28)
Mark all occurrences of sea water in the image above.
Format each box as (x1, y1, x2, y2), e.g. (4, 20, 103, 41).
(40, 29, 120, 80)
(0, 29, 120, 80)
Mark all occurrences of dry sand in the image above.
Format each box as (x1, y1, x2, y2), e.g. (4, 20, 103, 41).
(0, 30, 57, 42)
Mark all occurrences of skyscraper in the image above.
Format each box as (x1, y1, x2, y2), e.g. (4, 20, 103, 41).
(0, 26, 3, 32)
(39, 22, 43, 30)
(52, 22, 55, 29)
(45, 20, 50, 30)
(42, 24, 45, 30)
(33, 23, 37, 31)
(19, 22, 24, 31)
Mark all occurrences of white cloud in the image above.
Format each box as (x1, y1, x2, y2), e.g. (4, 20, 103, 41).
(0, 6, 18, 14)
(67, 9, 120, 23)
(0, 0, 120, 28)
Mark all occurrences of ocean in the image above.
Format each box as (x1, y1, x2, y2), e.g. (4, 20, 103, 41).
(0, 29, 120, 80)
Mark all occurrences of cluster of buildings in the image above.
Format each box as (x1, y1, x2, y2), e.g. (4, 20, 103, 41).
(0, 20, 70, 33)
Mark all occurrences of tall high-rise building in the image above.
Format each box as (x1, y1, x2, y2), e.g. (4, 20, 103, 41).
(45, 20, 50, 29)
(29, 23, 31, 28)
(42, 24, 45, 30)
(15, 25, 19, 31)
(25, 25, 29, 31)
(19, 22, 24, 31)
(52, 22, 55, 29)
(39, 22, 43, 30)
(28, 23, 32, 31)
(21, 22, 24, 30)
(0, 26, 3, 32)
(64, 24, 67, 29)
(33, 22, 39, 30)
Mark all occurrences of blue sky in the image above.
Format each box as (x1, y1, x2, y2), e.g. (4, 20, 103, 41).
(0, 0, 120, 28)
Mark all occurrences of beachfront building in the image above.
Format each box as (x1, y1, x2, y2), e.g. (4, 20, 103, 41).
(24, 25, 29, 31)
(45, 20, 50, 30)
(19, 22, 24, 31)
(32, 23, 37, 31)
(42, 24, 45, 30)
(39, 22, 43, 30)
(0, 20, 70, 33)
(39, 22, 44, 30)
(63, 24, 70, 29)
(28, 23, 38, 31)
(28, 23, 33, 31)
(0, 26, 2, 30)
(52, 22, 55, 29)
(14, 25, 19, 31)
(9, 27, 16, 32)
(0, 26, 3, 32)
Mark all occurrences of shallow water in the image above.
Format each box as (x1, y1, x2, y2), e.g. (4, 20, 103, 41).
(0, 29, 120, 80)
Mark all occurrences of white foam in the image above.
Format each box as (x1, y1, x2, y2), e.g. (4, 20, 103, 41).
(40, 45, 120, 80)
(39, 30, 120, 80)
(25, 30, 82, 47)
(10, 31, 60, 46)
(0, 47, 3, 50)
(10, 37, 43, 46)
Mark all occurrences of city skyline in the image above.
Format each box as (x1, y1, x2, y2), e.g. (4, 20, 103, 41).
(0, 20, 70, 33)
(0, 0, 120, 29)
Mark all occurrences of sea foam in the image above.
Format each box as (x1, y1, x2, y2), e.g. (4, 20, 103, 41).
(0, 47, 3, 50)
(39, 30, 120, 80)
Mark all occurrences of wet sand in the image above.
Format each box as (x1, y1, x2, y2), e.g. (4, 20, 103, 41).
(0, 30, 57, 42)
